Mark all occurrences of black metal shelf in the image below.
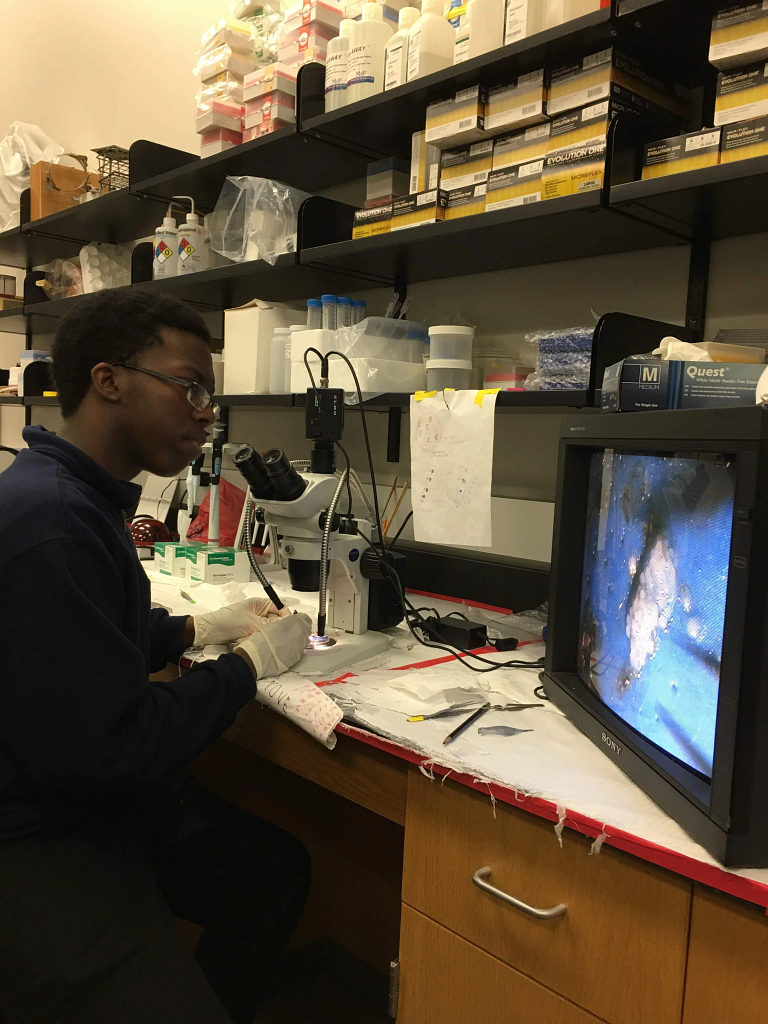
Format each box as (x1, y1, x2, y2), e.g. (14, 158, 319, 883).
(300, 0, 710, 161)
(610, 157, 768, 242)
(24, 396, 59, 406)
(301, 190, 683, 287)
(133, 126, 371, 213)
(0, 307, 27, 334)
(0, 395, 22, 405)
(218, 389, 589, 410)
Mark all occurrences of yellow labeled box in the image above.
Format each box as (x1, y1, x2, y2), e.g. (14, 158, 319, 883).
(391, 189, 448, 230)
(445, 182, 487, 220)
(409, 131, 441, 193)
(710, 2, 768, 69)
(542, 142, 607, 199)
(715, 61, 768, 125)
(485, 70, 548, 134)
(439, 140, 493, 191)
(548, 46, 687, 120)
(642, 130, 721, 179)
(352, 204, 393, 239)
(485, 160, 544, 212)
(720, 114, 768, 162)
(425, 86, 487, 147)
(492, 122, 551, 170)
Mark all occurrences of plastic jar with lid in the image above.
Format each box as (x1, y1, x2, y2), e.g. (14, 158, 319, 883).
(426, 359, 473, 391)
(428, 325, 475, 362)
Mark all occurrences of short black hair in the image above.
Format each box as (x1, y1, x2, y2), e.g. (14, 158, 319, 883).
(51, 288, 212, 417)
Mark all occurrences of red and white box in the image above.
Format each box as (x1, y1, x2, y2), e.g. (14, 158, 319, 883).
(243, 120, 294, 142)
(195, 100, 244, 134)
(200, 127, 244, 154)
(243, 63, 298, 101)
(282, 0, 343, 34)
(278, 35, 330, 66)
(244, 94, 296, 127)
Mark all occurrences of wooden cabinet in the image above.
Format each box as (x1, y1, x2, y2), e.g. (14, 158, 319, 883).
(398, 905, 603, 1024)
(402, 769, 692, 1024)
(682, 884, 768, 1024)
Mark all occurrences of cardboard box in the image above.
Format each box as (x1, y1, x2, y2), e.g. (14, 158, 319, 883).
(548, 85, 683, 156)
(709, 2, 768, 69)
(715, 61, 768, 126)
(602, 358, 767, 412)
(243, 63, 297, 100)
(366, 157, 410, 202)
(189, 547, 250, 584)
(445, 182, 487, 220)
(154, 542, 189, 578)
(425, 86, 488, 147)
(439, 140, 493, 191)
(243, 103, 295, 129)
(352, 204, 393, 238)
(542, 141, 606, 199)
(492, 122, 552, 169)
(391, 189, 448, 230)
(485, 160, 544, 211)
(721, 114, 768, 161)
(223, 303, 296, 394)
(548, 46, 687, 119)
(485, 70, 549, 134)
(410, 131, 442, 193)
(641, 129, 721, 179)
(29, 162, 101, 222)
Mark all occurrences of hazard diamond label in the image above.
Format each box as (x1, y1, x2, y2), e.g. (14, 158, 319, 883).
(179, 238, 195, 260)
(155, 241, 173, 263)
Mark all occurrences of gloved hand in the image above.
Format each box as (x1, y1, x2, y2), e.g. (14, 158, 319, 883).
(193, 597, 290, 646)
(234, 613, 313, 679)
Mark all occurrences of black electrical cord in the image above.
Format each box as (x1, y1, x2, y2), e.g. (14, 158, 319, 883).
(302, 348, 353, 516)
(326, 349, 384, 549)
(353, 525, 544, 675)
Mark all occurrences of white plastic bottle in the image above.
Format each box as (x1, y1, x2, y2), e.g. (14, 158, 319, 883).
(152, 206, 178, 280)
(407, 0, 454, 82)
(347, 3, 393, 105)
(325, 19, 356, 112)
(384, 8, 420, 91)
(269, 328, 291, 394)
(175, 196, 208, 275)
(467, 0, 505, 59)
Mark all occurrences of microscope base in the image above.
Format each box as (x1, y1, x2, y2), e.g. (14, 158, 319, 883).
(295, 629, 391, 676)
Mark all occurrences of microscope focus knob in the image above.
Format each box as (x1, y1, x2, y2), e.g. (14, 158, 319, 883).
(360, 548, 387, 580)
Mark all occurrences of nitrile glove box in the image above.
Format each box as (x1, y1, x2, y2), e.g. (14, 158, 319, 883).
(154, 541, 188, 577)
(602, 358, 766, 412)
(188, 547, 250, 584)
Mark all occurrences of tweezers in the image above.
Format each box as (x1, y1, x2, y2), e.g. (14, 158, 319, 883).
(408, 701, 543, 722)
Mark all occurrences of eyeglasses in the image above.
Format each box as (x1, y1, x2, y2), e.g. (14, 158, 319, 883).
(111, 363, 213, 411)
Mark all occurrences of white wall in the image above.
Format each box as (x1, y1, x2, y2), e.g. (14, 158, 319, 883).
(4, 2, 768, 567)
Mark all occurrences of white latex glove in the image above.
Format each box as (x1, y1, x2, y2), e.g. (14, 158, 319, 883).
(234, 613, 313, 679)
(193, 597, 290, 646)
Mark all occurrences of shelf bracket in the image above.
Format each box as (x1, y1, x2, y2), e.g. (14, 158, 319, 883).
(685, 233, 711, 343)
(386, 406, 401, 464)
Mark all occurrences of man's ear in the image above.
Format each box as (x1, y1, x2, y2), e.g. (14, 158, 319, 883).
(90, 362, 122, 404)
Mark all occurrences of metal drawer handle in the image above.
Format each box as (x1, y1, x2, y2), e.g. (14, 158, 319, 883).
(472, 867, 567, 920)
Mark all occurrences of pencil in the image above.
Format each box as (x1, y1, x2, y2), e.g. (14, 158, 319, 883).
(443, 702, 491, 745)
(383, 482, 408, 540)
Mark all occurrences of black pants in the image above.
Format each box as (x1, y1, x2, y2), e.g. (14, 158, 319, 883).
(0, 773, 311, 1024)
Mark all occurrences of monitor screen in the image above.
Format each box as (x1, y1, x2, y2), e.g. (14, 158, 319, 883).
(577, 450, 736, 778)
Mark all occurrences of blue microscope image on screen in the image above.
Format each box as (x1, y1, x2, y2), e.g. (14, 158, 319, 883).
(578, 451, 736, 778)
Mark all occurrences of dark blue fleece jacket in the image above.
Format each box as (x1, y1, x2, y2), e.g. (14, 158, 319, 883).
(0, 427, 256, 839)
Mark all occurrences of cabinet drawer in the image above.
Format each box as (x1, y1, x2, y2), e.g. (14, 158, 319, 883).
(683, 885, 768, 1024)
(398, 904, 603, 1024)
(403, 769, 691, 1024)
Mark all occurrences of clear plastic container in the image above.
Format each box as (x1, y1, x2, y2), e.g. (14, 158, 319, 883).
(426, 358, 473, 390)
(336, 315, 428, 362)
(428, 324, 474, 362)
(270, 327, 291, 393)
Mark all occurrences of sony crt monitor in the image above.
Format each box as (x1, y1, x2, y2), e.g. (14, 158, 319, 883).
(544, 406, 768, 867)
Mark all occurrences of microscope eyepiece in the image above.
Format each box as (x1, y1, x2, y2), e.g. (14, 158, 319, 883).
(263, 449, 307, 501)
(233, 446, 277, 499)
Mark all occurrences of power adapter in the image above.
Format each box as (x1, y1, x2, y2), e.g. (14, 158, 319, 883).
(422, 615, 488, 650)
